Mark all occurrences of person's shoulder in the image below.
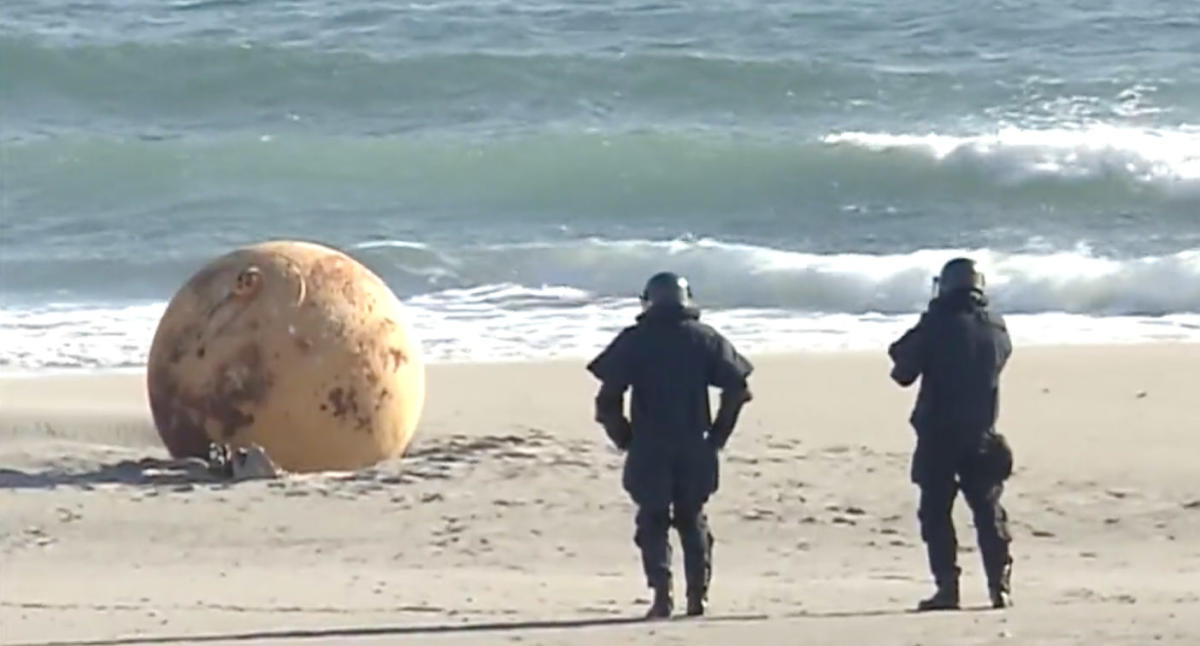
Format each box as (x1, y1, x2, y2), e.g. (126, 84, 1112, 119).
(591, 324, 639, 357)
(921, 298, 946, 319)
(606, 324, 643, 351)
(683, 317, 717, 333)
(684, 319, 731, 344)
(615, 323, 641, 337)
(977, 307, 1007, 332)
(586, 324, 642, 378)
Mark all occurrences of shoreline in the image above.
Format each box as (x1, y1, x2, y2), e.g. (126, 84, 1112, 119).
(3, 336, 1199, 378)
(3, 343, 1198, 481)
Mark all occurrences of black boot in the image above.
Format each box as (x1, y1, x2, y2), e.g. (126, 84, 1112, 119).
(988, 559, 1013, 609)
(917, 578, 960, 611)
(645, 584, 673, 619)
(685, 588, 706, 617)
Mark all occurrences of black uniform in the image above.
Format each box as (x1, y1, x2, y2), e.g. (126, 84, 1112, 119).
(888, 288, 1014, 604)
(587, 302, 753, 605)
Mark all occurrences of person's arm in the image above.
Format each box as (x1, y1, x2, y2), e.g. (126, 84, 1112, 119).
(593, 381, 632, 450)
(586, 329, 636, 450)
(706, 333, 754, 450)
(888, 313, 927, 387)
(992, 314, 1013, 373)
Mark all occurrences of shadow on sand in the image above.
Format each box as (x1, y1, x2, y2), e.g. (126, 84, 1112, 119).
(0, 457, 229, 490)
(8, 613, 771, 646)
(7, 603, 1005, 645)
(782, 604, 999, 620)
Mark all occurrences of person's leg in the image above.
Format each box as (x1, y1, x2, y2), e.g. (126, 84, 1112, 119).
(624, 447, 675, 618)
(634, 506, 673, 617)
(916, 473, 961, 610)
(673, 443, 717, 616)
(961, 467, 1013, 608)
(673, 504, 712, 615)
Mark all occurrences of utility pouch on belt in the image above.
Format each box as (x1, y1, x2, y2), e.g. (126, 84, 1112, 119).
(982, 431, 1014, 481)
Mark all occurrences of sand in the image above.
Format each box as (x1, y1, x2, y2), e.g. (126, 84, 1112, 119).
(2, 345, 1198, 645)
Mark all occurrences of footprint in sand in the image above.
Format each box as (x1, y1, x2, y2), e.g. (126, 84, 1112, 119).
(741, 509, 775, 521)
(55, 508, 82, 523)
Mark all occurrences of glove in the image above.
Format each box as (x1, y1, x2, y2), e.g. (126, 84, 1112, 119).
(707, 426, 729, 451)
(602, 418, 632, 451)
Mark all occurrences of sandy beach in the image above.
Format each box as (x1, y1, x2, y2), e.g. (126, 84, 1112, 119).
(2, 345, 1198, 645)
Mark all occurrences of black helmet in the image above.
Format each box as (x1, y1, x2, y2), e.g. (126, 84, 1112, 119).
(640, 271, 692, 308)
(934, 257, 985, 297)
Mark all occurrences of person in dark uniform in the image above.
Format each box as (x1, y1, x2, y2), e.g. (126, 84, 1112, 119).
(888, 257, 1015, 611)
(586, 272, 753, 619)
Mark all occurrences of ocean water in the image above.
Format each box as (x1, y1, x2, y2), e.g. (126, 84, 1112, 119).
(2, 0, 1199, 371)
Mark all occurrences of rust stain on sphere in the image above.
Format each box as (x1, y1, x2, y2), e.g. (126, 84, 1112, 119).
(146, 240, 425, 472)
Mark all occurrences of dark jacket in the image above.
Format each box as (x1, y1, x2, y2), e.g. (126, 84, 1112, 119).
(888, 289, 1011, 444)
(586, 304, 753, 451)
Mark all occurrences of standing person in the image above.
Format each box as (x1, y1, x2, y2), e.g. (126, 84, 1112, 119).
(587, 272, 754, 619)
(888, 257, 1016, 611)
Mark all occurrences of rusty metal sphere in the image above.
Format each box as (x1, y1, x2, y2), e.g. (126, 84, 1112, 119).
(146, 240, 425, 472)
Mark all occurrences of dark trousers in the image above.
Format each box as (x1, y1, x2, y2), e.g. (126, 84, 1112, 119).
(625, 441, 718, 593)
(635, 504, 713, 592)
(915, 441, 1012, 588)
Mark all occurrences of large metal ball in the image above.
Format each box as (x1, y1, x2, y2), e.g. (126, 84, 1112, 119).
(146, 240, 425, 472)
